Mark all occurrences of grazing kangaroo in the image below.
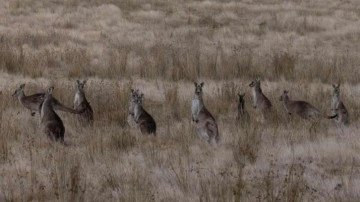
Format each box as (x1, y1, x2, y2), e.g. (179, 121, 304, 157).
(12, 84, 45, 116)
(236, 93, 250, 124)
(279, 90, 321, 120)
(191, 82, 220, 143)
(13, 84, 85, 116)
(41, 87, 65, 143)
(249, 76, 272, 121)
(132, 91, 157, 136)
(74, 80, 94, 126)
(328, 83, 349, 126)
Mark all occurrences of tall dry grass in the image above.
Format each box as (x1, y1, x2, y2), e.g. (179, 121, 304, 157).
(0, 0, 360, 201)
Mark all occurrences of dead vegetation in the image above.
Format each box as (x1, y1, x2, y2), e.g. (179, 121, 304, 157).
(0, 0, 360, 201)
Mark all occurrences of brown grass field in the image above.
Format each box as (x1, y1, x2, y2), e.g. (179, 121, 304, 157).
(0, 0, 360, 201)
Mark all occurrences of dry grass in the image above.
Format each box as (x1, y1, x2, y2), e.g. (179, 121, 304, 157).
(0, 0, 360, 201)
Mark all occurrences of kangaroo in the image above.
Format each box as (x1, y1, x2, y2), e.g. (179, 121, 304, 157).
(12, 84, 45, 116)
(128, 89, 139, 119)
(13, 84, 85, 116)
(279, 90, 321, 120)
(191, 82, 220, 143)
(328, 83, 349, 126)
(236, 93, 250, 124)
(132, 91, 157, 136)
(73, 80, 94, 126)
(127, 89, 139, 127)
(41, 87, 65, 143)
(249, 76, 272, 121)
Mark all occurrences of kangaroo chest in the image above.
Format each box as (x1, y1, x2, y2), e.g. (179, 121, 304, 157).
(192, 99, 202, 117)
(41, 101, 52, 120)
(331, 96, 339, 110)
(74, 93, 84, 107)
(252, 88, 258, 104)
(134, 105, 142, 120)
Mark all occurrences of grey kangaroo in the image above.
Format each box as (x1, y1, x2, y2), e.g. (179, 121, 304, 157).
(279, 90, 321, 120)
(191, 82, 220, 144)
(41, 87, 65, 143)
(132, 90, 157, 136)
(328, 83, 349, 126)
(73, 80, 94, 126)
(13, 83, 85, 116)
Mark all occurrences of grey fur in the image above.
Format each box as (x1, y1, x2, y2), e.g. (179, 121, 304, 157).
(41, 87, 65, 143)
(191, 82, 220, 144)
(279, 90, 321, 120)
(74, 80, 94, 126)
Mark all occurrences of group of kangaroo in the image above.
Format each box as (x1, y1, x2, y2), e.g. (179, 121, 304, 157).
(10, 76, 349, 144)
(248, 76, 349, 126)
(190, 76, 349, 144)
(12, 80, 94, 143)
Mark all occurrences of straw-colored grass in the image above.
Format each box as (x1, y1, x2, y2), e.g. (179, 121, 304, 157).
(0, 0, 360, 201)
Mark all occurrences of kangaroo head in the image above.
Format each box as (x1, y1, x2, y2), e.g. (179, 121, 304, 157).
(279, 90, 289, 101)
(332, 83, 340, 97)
(194, 82, 204, 97)
(136, 93, 144, 105)
(76, 80, 87, 91)
(129, 89, 140, 114)
(130, 89, 140, 101)
(249, 76, 261, 88)
(12, 83, 25, 97)
(46, 86, 55, 98)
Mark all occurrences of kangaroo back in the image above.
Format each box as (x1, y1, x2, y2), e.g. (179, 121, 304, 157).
(280, 90, 321, 121)
(138, 110, 157, 135)
(236, 93, 250, 123)
(41, 87, 65, 143)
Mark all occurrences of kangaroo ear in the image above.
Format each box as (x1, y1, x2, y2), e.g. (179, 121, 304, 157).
(284, 90, 288, 94)
(200, 82, 204, 87)
(337, 83, 340, 88)
(76, 80, 80, 85)
(83, 80, 87, 85)
(20, 84, 25, 89)
(193, 82, 197, 87)
(131, 88, 134, 93)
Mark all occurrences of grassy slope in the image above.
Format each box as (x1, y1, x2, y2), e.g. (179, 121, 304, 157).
(0, 0, 360, 201)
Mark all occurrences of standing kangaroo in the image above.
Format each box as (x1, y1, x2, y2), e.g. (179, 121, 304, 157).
(129, 89, 139, 118)
(328, 83, 349, 126)
(279, 90, 321, 120)
(74, 80, 94, 126)
(13, 84, 84, 116)
(249, 76, 272, 122)
(132, 91, 157, 136)
(236, 93, 250, 124)
(191, 82, 220, 143)
(128, 89, 140, 127)
(41, 87, 65, 143)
